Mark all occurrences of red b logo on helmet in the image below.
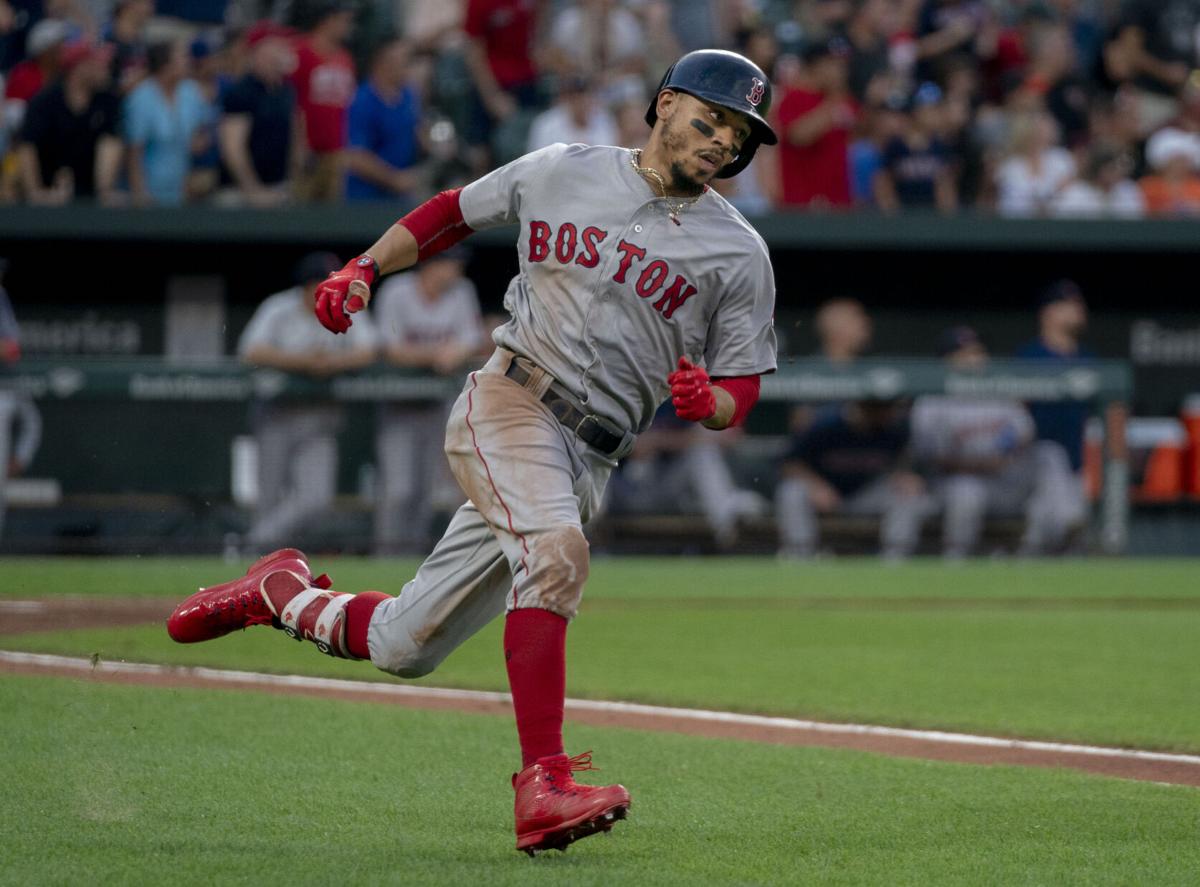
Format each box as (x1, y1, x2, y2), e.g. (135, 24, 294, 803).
(746, 77, 765, 107)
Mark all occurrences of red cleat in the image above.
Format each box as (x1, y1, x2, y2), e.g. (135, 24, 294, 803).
(166, 549, 331, 644)
(513, 752, 630, 855)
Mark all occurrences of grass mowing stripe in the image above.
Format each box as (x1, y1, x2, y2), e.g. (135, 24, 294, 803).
(6, 650, 1200, 788)
(3, 673, 1200, 886)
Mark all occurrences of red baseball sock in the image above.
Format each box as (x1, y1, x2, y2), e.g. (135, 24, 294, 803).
(343, 591, 390, 660)
(504, 608, 567, 768)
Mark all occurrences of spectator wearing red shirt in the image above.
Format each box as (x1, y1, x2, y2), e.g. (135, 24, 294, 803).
(289, 0, 358, 202)
(776, 38, 858, 209)
(462, 0, 542, 170)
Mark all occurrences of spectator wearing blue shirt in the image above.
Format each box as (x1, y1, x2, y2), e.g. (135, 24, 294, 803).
(874, 82, 957, 213)
(124, 39, 214, 205)
(345, 38, 422, 204)
(849, 97, 906, 207)
(776, 400, 932, 559)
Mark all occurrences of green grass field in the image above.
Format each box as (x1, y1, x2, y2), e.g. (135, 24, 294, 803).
(3, 557, 1198, 751)
(3, 674, 1199, 886)
(2, 556, 1198, 884)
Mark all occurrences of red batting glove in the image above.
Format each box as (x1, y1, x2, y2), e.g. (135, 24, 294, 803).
(314, 255, 379, 334)
(668, 356, 717, 422)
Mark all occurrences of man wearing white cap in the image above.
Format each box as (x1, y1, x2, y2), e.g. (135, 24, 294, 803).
(1139, 126, 1200, 215)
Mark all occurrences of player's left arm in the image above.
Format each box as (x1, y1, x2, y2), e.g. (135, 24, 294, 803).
(707, 374, 760, 429)
(676, 239, 776, 430)
(668, 359, 759, 430)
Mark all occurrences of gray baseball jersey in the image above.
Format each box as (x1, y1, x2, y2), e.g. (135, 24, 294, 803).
(911, 396, 1034, 464)
(459, 143, 777, 434)
(373, 273, 485, 352)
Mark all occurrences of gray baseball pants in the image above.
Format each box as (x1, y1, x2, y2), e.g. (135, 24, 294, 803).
(775, 474, 934, 558)
(249, 406, 340, 549)
(365, 349, 623, 678)
(374, 402, 456, 555)
(936, 441, 1085, 557)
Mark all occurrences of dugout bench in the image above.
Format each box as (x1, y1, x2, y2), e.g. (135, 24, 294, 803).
(0, 357, 1132, 555)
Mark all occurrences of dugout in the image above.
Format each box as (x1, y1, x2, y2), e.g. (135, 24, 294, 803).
(0, 205, 1196, 554)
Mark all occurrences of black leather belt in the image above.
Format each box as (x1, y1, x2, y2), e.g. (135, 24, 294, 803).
(504, 359, 624, 457)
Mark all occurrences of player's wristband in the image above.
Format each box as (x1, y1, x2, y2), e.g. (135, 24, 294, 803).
(352, 255, 380, 292)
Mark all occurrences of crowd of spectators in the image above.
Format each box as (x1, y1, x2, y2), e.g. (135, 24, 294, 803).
(3, 0, 1200, 215)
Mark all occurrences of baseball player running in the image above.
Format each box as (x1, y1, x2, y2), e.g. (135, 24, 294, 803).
(168, 49, 778, 855)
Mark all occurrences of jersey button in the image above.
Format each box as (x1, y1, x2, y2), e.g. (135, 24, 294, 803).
(633, 225, 643, 233)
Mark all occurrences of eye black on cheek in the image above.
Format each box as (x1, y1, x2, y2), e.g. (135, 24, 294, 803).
(690, 118, 716, 138)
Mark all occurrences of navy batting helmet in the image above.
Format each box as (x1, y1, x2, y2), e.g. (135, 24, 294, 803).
(645, 49, 777, 178)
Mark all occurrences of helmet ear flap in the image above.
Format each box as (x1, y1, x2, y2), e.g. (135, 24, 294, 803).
(716, 138, 760, 179)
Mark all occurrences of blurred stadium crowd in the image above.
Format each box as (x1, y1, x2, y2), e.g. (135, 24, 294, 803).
(3, 0, 1200, 215)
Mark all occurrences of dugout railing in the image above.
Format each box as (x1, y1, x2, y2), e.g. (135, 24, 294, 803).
(3, 356, 1132, 554)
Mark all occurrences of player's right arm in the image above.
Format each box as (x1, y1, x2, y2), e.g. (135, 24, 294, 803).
(314, 189, 462, 333)
(316, 144, 570, 334)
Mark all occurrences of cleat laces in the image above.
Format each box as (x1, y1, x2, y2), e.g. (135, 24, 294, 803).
(205, 588, 271, 627)
(544, 751, 598, 790)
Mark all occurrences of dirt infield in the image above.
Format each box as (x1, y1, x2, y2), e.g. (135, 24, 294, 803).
(0, 597, 173, 635)
(2, 597, 1199, 789)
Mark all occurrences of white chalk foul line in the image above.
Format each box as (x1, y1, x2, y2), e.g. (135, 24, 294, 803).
(3, 649, 1199, 769)
(0, 600, 49, 612)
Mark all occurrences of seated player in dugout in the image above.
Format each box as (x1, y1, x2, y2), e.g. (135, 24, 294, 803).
(168, 50, 778, 856)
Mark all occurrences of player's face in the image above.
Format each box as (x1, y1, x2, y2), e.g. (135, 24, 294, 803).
(661, 93, 753, 190)
(1046, 296, 1087, 333)
(948, 343, 988, 369)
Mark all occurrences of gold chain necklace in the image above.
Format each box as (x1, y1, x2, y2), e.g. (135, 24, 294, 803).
(628, 149, 704, 226)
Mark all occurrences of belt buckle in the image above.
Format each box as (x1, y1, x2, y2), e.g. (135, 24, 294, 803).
(574, 413, 599, 437)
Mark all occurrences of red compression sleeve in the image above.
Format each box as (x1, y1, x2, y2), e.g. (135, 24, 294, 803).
(713, 374, 761, 427)
(343, 591, 390, 660)
(504, 608, 567, 768)
(397, 188, 473, 260)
